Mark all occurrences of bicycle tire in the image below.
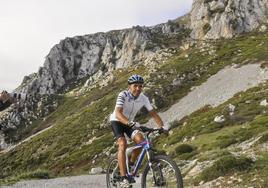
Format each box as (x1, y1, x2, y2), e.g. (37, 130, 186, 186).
(106, 156, 119, 188)
(141, 155, 183, 188)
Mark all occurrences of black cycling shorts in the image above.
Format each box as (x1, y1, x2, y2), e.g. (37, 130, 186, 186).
(110, 121, 134, 139)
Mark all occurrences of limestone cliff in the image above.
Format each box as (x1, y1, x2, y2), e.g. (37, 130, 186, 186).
(190, 0, 268, 39)
(16, 22, 185, 95)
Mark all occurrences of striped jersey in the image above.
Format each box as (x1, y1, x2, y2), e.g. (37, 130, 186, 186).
(110, 90, 153, 122)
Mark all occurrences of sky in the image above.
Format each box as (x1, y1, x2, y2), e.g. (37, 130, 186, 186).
(0, 0, 193, 92)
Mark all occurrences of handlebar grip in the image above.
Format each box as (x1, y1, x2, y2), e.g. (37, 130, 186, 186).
(139, 126, 152, 132)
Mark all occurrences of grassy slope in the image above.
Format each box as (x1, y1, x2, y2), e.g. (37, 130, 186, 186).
(1, 30, 268, 186)
(155, 81, 268, 186)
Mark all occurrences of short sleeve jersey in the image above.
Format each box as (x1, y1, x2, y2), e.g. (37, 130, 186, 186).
(110, 90, 153, 122)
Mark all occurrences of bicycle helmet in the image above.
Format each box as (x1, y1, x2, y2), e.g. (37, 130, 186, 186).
(128, 74, 144, 84)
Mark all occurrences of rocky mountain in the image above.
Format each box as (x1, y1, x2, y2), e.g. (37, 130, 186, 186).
(16, 22, 186, 95)
(190, 0, 268, 39)
(0, 20, 188, 149)
(1, 1, 268, 187)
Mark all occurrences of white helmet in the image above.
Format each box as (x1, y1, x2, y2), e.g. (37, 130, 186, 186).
(128, 74, 144, 84)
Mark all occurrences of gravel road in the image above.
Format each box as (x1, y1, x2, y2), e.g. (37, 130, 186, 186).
(1, 174, 142, 188)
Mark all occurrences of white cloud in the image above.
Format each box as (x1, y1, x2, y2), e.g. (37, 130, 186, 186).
(0, 0, 193, 92)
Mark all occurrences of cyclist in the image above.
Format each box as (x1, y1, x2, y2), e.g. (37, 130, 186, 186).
(110, 74, 169, 188)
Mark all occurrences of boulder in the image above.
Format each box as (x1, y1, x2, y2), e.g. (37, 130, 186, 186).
(260, 99, 268, 106)
(214, 115, 225, 123)
(90, 167, 103, 174)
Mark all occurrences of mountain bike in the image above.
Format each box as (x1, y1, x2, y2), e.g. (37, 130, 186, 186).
(106, 126, 183, 188)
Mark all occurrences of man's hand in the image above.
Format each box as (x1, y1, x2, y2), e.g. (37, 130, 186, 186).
(159, 123, 170, 134)
(128, 121, 141, 130)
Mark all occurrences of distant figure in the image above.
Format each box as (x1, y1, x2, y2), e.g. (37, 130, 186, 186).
(0, 90, 27, 111)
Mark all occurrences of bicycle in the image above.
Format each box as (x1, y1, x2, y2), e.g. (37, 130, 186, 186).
(106, 126, 183, 188)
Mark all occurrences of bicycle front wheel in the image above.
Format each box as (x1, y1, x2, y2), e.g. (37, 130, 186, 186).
(106, 157, 120, 188)
(141, 155, 183, 188)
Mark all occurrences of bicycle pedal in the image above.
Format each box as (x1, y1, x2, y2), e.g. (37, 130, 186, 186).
(129, 179, 136, 183)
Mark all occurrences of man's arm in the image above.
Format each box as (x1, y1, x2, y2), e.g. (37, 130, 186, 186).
(115, 107, 130, 126)
(149, 109, 164, 128)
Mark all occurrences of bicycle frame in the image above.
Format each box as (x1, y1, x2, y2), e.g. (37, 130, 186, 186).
(125, 135, 153, 178)
(107, 127, 183, 188)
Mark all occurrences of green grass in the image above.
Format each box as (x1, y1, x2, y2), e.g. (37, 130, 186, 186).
(252, 152, 268, 185)
(195, 155, 253, 184)
(152, 80, 268, 185)
(169, 143, 198, 160)
(0, 169, 52, 185)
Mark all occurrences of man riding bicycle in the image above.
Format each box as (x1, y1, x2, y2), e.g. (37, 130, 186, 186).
(110, 74, 169, 188)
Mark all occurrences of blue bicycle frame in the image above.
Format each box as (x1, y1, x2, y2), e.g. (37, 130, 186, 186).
(125, 137, 152, 178)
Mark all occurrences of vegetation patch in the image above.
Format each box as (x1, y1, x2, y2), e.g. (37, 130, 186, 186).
(0, 169, 52, 186)
(258, 132, 268, 144)
(203, 23, 211, 34)
(216, 135, 238, 148)
(169, 143, 198, 160)
(174, 144, 195, 154)
(252, 152, 268, 184)
(195, 155, 253, 184)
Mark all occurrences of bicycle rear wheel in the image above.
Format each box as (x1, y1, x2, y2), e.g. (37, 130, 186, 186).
(141, 155, 183, 188)
(106, 157, 120, 188)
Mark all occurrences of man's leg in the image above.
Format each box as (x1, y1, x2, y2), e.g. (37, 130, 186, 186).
(130, 132, 144, 163)
(117, 137, 128, 176)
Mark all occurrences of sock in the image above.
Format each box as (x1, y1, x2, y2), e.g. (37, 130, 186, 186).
(120, 176, 128, 181)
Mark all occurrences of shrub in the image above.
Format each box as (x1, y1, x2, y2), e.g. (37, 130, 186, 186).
(258, 132, 268, 143)
(204, 0, 214, 3)
(169, 119, 180, 129)
(203, 23, 211, 34)
(18, 169, 51, 179)
(167, 135, 183, 145)
(197, 155, 253, 183)
(178, 151, 198, 160)
(216, 135, 237, 148)
(175, 144, 195, 155)
(0, 169, 52, 186)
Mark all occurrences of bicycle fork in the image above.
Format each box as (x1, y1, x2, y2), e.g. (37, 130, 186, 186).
(146, 150, 165, 186)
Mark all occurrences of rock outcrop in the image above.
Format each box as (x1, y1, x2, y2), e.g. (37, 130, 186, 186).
(190, 0, 268, 39)
(0, 94, 59, 150)
(16, 22, 186, 95)
(0, 20, 187, 150)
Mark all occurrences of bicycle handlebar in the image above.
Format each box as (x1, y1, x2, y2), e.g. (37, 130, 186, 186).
(138, 126, 165, 136)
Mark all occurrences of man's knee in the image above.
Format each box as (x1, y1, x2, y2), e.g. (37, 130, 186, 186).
(117, 137, 127, 151)
(133, 133, 144, 144)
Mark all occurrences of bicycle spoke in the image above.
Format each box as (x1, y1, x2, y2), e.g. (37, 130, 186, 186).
(142, 155, 183, 188)
(106, 157, 121, 188)
(148, 162, 176, 187)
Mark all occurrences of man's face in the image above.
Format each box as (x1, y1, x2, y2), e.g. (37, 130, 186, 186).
(129, 83, 143, 97)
